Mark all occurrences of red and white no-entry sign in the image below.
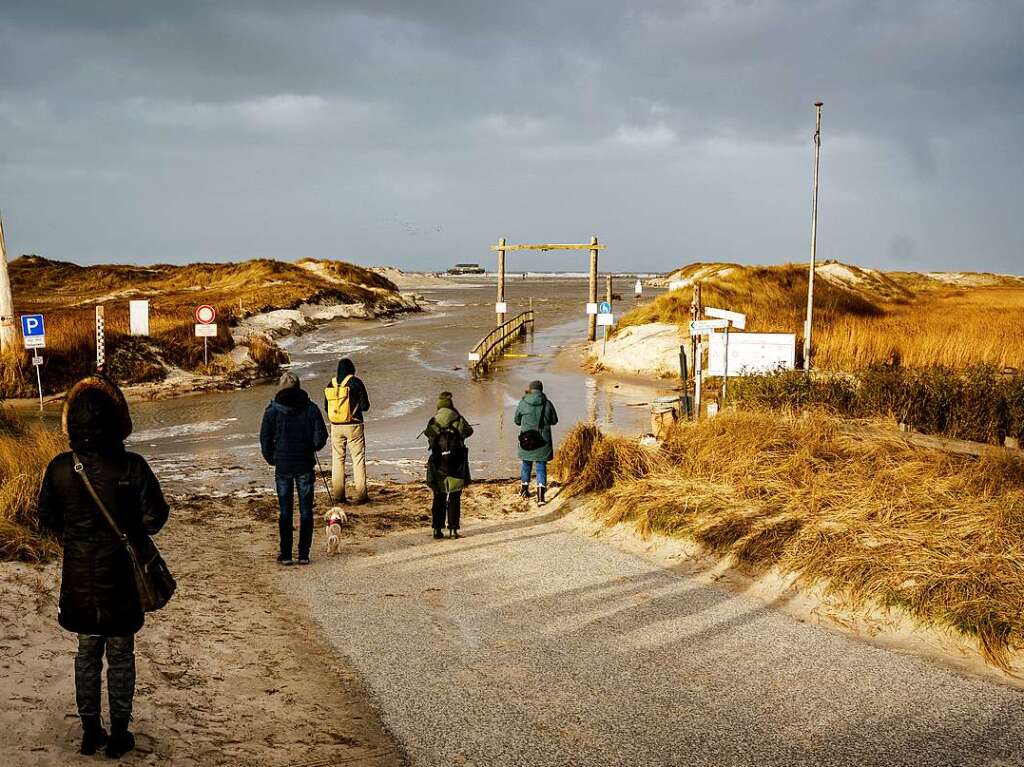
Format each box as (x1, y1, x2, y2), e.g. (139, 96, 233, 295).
(195, 305, 217, 324)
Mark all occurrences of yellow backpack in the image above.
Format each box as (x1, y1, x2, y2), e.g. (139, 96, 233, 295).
(324, 375, 355, 424)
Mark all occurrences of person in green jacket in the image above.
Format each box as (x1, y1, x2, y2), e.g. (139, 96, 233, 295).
(515, 380, 558, 505)
(423, 392, 474, 539)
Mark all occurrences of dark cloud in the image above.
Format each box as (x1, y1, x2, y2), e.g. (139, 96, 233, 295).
(0, 0, 1021, 272)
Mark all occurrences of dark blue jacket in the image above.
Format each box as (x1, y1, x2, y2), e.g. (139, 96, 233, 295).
(260, 387, 329, 476)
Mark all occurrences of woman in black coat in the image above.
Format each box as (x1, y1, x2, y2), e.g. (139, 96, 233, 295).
(38, 376, 169, 758)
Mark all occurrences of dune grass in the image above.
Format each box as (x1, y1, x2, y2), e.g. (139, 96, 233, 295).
(0, 256, 401, 397)
(623, 263, 1024, 371)
(0, 407, 64, 562)
(554, 412, 1024, 669)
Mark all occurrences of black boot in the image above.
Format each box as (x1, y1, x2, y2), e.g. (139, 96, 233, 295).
(449, 528, 460, 539)
(105, 718, 135, 759)
(433, 528, 444, 539)
(519, 483, 530, 499)
(537, 486, 546, 506)
(80, 715, 108, 756)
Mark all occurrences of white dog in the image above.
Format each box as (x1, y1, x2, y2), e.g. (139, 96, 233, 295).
(324, 507, 347, 555)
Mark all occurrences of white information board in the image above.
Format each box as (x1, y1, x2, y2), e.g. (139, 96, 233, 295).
(596, 313, 615, 327)
(706, 332, 796, 377)
(495, 302, 508, 314)
(129, 300, 150, 336)
(195, 323, 218, 338)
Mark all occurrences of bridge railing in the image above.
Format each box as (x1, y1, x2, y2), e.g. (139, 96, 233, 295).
(468, 310, 534, 376)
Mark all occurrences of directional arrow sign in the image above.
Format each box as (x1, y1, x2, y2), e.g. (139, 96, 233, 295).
(704, 306, 747, 330)
(689, 318, 729, 336)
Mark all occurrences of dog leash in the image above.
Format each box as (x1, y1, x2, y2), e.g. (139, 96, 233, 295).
(313, 449, 337, 505)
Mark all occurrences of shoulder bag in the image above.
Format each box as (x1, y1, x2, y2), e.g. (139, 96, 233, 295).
(73, 454, 176, 613)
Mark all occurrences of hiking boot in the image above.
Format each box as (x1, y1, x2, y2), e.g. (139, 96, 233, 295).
(433, 528, 444, 539)
(105, 718, 135, 759)
(80, 715, 108, 756)
(537, 486, 546, 506)
(277, 555, 293, 566)
(449, 528, 460, 539)
(519, 483, 530, 499)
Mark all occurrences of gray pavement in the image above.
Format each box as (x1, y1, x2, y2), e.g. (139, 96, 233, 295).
(289, 508, 1024, 767)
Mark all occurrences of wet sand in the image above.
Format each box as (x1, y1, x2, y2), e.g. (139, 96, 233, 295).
(0, 479, 532, 765)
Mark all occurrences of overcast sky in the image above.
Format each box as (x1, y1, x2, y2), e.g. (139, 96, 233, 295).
(1, 1, 1021, 273)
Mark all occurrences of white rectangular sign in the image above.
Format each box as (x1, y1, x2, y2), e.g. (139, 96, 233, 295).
(467, 352, 481, 362)
(195, 323, 218, 337)
(689, 319, 729, 335)
(596, 313, 615, 326)
(706, 332, 797, 377)
(24, 335, 45, 349)
(32, 354, 43, 366)
(495, 302, 508, 314)
(704, 306, 747, 330)
(585, 303, 598, 315)
(129, 300, 150, 336)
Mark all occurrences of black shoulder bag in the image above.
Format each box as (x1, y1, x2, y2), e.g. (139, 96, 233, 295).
(518, 407, 548, 451)
(73, 454, 176, 613)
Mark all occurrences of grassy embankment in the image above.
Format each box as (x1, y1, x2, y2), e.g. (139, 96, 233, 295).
(0, 256, 401, 398)
(554, 412, 1024, 670)
(624, 261, 1024, 370)
(0, 408, 64, 562)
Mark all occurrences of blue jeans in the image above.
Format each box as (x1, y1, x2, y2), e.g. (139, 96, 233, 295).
(276, 471, 315, 559)
(520, 460, 547, 487)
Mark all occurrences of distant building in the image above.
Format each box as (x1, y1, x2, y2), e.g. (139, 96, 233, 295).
(448, 263, 486, 275)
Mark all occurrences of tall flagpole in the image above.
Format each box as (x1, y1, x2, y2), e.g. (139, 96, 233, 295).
(803, 102, 823, 371)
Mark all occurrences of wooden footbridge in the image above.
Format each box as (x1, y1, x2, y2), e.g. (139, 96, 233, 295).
(468, 309, 535, 377)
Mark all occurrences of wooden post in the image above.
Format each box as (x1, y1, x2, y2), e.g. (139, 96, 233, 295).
(588, 236, 599, 342)
(690, 282, 702, 406)
(0, 213, 17, 353)
(604, 274, 613, 344)
(95, 305, 106, 371)
(496, 237, 506, 326)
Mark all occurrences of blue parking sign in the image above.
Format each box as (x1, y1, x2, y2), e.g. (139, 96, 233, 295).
(20, 314, 45, 349)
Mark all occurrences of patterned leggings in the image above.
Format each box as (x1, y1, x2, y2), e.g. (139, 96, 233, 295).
(75, 634, 136, 720)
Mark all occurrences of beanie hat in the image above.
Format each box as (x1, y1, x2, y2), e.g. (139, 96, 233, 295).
(437, 391, 454, 410)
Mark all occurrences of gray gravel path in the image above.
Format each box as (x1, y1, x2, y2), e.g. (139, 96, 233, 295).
(289, 508, 1024, 767)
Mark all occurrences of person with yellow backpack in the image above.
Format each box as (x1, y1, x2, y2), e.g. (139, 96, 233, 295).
(323, 358, 371, 503)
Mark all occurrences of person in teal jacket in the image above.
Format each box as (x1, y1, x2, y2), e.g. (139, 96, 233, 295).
(515, 380, 558, 505)
(424, 392, 474, 538)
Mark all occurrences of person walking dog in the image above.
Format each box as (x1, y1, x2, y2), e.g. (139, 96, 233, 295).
(38, 375, 170, 759)
(515, 380, 558, 505)
(423, 391, 474, 538)
(323, 357, 371, 504)
(261, 372, 329, 565)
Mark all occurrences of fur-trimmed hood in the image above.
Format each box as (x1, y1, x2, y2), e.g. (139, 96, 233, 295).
(62, 375, 133, 451)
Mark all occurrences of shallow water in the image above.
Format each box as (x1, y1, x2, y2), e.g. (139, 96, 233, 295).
(118, 278, 673, 493)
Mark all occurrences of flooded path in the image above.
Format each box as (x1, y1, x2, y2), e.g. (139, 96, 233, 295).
(123, 278, 671, 494)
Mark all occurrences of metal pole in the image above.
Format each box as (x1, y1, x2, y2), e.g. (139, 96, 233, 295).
(35, 357, 43, 411)
(204, 337, 209, 366)
(496, 237, 506, 326)
(803, 101, 823, 371)
(95, 306, 105, 372)
(588, 236, 598, 342)
(694, 338, 703, 419)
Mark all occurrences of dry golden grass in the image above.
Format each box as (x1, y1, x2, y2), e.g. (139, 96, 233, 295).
(623, 262, 1024, 370)
(0, 408, 65, 562)
(1, 256, 400, 396)
(558, 410, 1024, 669)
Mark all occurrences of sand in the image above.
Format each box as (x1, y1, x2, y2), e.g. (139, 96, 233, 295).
(0, 479, 530, 765)
(587, 322, 687, 379)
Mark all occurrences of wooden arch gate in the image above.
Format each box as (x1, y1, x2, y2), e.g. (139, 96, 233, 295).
(490, 236, 606, 342)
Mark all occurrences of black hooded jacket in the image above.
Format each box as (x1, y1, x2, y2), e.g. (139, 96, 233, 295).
(260, 386, 329, 475)
(323, 358, 370, 424)
(38, 379, 169, 636)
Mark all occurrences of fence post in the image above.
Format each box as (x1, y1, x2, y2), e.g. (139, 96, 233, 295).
(588, 236, 599, 342)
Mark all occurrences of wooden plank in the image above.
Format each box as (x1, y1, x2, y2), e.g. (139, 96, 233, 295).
(489, 243, 606, 251)
(838, 422, 1024, 462)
